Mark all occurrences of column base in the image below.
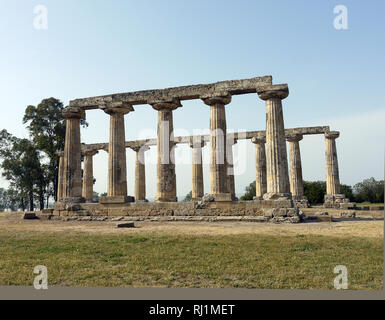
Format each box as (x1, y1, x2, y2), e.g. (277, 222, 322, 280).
(99, 196, 135, 204)
(155, 196, 178, 203)
(135, 199, 149, 203)
(263, 193, 292, 201)
(292, 195, 310, 208)
(212, 193, 233, 202)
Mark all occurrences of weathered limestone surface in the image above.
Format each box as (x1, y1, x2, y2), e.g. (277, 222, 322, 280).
(203, 94, 232, 201)
(131, 145, 150, 202)
(152, 100, 181, 202)
(226, 139, 237, 200)
(251, 135, 267, 199)
(190, 139, 205, 200)
(101, 105, 134, 203)
(324, 131, 352, 208)
(61, 107, 84, 202)
(286, 134, 309, 207)
(70, 76, 273, 109)
(82, 149, 98, 202)
(258, 85, 291, 200)
(57, 151, 64, 201)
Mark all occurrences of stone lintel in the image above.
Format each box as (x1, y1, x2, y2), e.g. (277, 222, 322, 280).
(81, 126, 331, 152)
(69, 76, 273, 109)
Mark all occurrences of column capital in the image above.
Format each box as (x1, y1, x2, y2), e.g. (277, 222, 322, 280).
(82, 149, 99, 157)
(325, 131, 340, 139)
(62, 106, 84, 119)
(258, 84, 289, 101)
(151, 99, 182, 111)
(189, 140, 206, 149)
(56, 150, 64, 157)
(251, 135, 266, 144)
(286, 134, 303, 142)
(201, 93, 232, 106)
(101, 102, 134, 115)
(130, 145, 151, 153)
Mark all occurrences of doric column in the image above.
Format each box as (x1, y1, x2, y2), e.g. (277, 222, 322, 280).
(57, 151, 64, 201)
(151, 100, 181, 202)
(131, 145, 150, 202)
(61, 106, 84, 202)
(325, 131, 342, 197)
(189, 138, 205, 201)
(101, 104, 134, 203)
(286, 134, 307, 201)
(226, 139, 237, 200)
(258, 85, 291, 200)
(202, 93, 232, 201)
(82, 149, 98, 202)
(251, 135, 267, 199)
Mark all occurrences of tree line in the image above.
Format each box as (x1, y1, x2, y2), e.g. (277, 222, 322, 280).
(240, 178, 384, 204)
(0, 98, 87, 211)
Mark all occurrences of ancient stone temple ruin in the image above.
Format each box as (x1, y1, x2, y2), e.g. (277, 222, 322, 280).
(53, 76, 355, 222)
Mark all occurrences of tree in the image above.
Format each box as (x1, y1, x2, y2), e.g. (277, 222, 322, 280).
(0, 130, 45, 211)
(303, 181, 326, 205)
(340, 184, 355, 202)
(240, 181, 256, 201)
(22, 98, 87, 202)
(183, 191, 192, 202)
(353, 178, 384, 203)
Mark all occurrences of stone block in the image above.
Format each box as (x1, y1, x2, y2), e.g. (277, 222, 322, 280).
(117, 222, 135, 228)
(99, 196, 135, 204)
(212, 193, 233, 202)
(23, 212, 38, 220)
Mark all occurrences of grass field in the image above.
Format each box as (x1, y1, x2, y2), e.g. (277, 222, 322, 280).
(355, 202, 384, 207)
(0, 225, 383, 289)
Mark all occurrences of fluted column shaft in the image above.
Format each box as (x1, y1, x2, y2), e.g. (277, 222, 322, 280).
(325, 131, 341, 195)
(62, 107, 83, 201)
(226, 140, 237, 199)
(287, 134, 305, 199)
(82, 150, 98, 202)
(251, 136, 267, 199)
(190, 140, 205, 200)
(258, 88, 290, 199)
(202, 95, 232, 197)
(103, 106, 133, 200)
(132, 146, 149, 201)
(57, 151, 64, 201)
(152, 100, 181, 202)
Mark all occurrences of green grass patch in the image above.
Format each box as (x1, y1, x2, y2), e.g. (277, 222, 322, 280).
(0, 231, 382, 290)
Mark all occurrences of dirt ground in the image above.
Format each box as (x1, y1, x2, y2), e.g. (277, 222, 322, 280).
(0, 210, 383, 239)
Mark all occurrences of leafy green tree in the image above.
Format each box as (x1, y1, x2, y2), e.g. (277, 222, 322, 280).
(183, 191, 192, 202)
(353, 178, 384, 203)
(0, 130, 45, 211)
(240, 181, 256, 200)
(303, 181, 326, 205)
(22, 98, 87, 202)
(340, 184, 355, 202)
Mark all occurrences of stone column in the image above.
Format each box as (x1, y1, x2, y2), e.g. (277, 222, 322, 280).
(190, 139, 205, 201)
(258, 86, 291, 200)
(131, 145, 150, 202)
(101, 104, 134, 203)
(324, 131, 346, 205)
(251, 135, 267, 200)
(151, 100, 181, 202)
(286, 134, 308, 206)
(61, 106, 84, 202)
(82, 149, 98, 202)
(202, 94, 232, 201)
(57, 151, 64, 201)
(226, 139, 237, 200)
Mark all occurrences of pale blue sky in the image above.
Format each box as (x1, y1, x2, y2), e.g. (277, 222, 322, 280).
(0, 0, 384, 198)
